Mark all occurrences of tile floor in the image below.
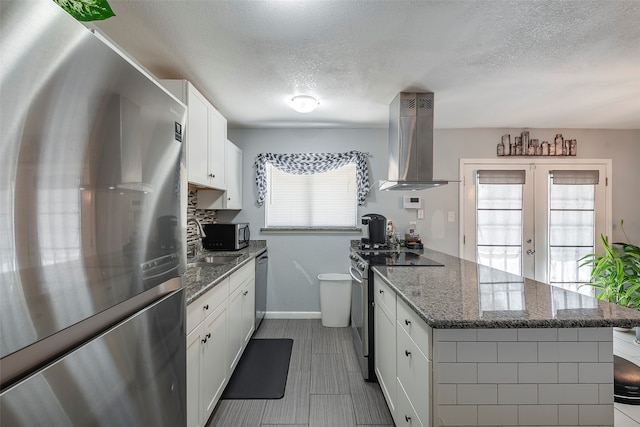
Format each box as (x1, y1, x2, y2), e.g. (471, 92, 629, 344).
(207, 319, 394, 427)
(208, 321, 640, 427)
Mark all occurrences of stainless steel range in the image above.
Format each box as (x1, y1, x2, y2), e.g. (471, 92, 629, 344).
(349, 249, 443, 381)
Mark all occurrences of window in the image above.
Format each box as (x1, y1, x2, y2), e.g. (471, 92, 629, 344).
(264, 163, 358, 227)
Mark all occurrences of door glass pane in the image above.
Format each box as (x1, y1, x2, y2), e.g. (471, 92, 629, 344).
(477, 210, 522, 246)
(476, 182, 523, 276)
(549, 211, 595, 246)
(548, 176, 595, 296)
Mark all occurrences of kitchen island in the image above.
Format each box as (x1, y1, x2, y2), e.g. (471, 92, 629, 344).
(371, 248, 640, 427)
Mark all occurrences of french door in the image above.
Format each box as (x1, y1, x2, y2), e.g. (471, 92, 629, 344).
(461, 159, 611, 295)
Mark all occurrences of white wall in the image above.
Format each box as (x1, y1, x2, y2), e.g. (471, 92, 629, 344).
(221, 127, 639, 314)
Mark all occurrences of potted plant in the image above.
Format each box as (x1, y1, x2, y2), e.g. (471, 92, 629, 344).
(580, 221, 640, 341)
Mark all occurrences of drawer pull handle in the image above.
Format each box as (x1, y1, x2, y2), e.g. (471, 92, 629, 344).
(243, 290, 248, 296)
(405, 415, 411, 422)
(203, 304, 209, 310)
(405, 350, 411, 357)
(405, 319, 411, 325)
(379, 289, 384, 294)
(201, 333, 211, 343)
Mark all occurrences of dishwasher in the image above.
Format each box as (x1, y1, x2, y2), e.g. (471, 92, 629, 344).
(255, 250, 268, 331)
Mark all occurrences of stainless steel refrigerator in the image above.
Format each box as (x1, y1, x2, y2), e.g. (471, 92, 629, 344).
(1, 2, 188, 425)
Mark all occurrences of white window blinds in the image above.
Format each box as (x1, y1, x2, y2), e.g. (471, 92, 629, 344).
(265, 163, 357, 227)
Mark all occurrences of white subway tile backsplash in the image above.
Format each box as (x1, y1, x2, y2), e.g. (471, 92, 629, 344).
(457, 384, 497, 404)
(538, 384, 599, 404)
(518, 363, 558, 383)
(478, 363, 518, 384)
(558, 404, 579, 425)
(558, 362, 579, 383)
(518, 328, 558, 342)
(578, 362, 613, 383)
(558, 328, 579, 341)
(598, 383, 614, 404)
(497, 384, 538, 404)
(578, 404, 614, 425)
(598, 341, 614, 362)
(538, 342, 599, 362)
(477, 405, 518, 425)
(436, 329, 477, 342)
(438, 405, 478, 425)
(518, 404, 558, 425)
(578, 327, 612, 342)
(437, 362, 478, 383)
(477, 328, 518, 342)
(498, 342, 538, 362)
(457, 342, 497, 362)
(437, 341, 457, 361)
(433, 326, 616, 426)
(438, 384, 457, 404)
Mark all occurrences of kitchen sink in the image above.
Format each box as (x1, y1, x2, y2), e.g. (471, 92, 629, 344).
(187, 255, 241, 268)
(199, 255, 240, 263)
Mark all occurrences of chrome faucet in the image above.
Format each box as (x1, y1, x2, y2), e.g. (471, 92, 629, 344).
(187, 216, 206, 256)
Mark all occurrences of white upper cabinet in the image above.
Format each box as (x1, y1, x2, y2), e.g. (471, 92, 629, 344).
(161, 79, 226, 190)
(197, 140, 243, 210)
(207, 106, 227, 189)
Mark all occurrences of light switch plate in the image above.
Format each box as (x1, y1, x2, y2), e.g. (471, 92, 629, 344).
(417, 209, 424, 219)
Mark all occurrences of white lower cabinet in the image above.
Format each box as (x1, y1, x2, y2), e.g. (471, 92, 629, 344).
(373, 272, 433, 427)
(396, 325, 430, 427)
(186, 259, 256, 427)
(396, 379, 424, 427)
(201, 303, 228, 422)
(186, 278, 229, 427)
(186, 324, 203, 427)
(374, 276, 397, 415)
(227, 260, 255, 373)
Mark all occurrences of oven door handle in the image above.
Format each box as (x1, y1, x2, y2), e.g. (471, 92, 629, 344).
(349, 266, 364, 283)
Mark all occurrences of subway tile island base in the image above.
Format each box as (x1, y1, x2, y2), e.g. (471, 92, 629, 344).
(369, 247, 640, 427)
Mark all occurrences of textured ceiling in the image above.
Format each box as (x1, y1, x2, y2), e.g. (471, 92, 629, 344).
(94, 1, 640, 129)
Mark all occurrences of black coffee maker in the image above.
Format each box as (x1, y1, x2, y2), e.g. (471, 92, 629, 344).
(361, 213, 387, 247)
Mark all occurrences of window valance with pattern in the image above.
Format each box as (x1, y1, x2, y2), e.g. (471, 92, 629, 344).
(255, 151, 370, 205)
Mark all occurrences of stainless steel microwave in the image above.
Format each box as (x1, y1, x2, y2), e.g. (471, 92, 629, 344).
(202, 223, 250, 251)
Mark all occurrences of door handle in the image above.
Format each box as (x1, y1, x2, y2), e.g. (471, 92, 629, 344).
(526, 249, 535, 255)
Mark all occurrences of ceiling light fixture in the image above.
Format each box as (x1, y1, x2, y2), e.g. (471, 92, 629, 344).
(289, 95, 319, 113)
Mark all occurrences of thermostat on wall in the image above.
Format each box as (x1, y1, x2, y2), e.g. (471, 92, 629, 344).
(403, 196, 422, 209)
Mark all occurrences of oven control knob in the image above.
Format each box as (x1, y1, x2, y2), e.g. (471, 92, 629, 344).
(357, 262, 366, 270)
(349, 253, 356, 260)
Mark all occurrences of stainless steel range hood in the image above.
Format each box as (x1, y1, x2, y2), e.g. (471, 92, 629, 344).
(379, 92, 449, 191)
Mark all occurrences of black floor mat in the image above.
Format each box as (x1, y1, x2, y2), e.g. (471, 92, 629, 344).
(222, 338, 293, 399)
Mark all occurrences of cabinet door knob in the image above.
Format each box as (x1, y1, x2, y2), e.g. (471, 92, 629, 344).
(379, 289, 384, 294)
(405, 350, 411, 357)
(203, 304, 209, 310)
(405, 415, 411, 422)
(243, 290, 248, 296)
(405, 319, 411, 325)
(228, 197, 231, 200)
(206, 333, 211, 339)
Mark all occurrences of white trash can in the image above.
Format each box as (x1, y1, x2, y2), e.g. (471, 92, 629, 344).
(318, 273, 352, 327)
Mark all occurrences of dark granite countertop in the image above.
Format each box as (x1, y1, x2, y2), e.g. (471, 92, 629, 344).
(366, 245, 640, 329)
(185, 240, 266, 305)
